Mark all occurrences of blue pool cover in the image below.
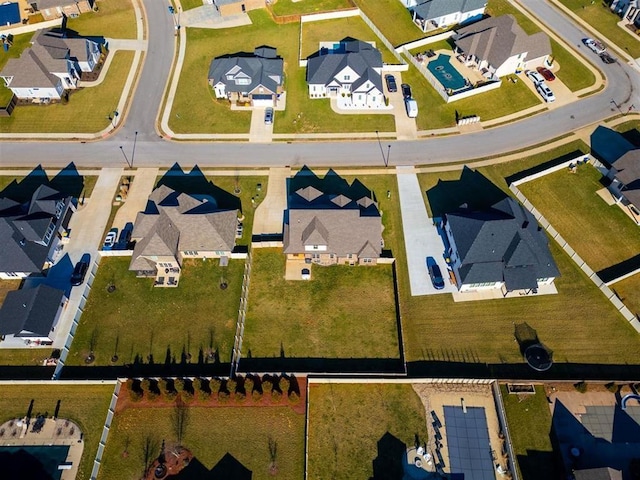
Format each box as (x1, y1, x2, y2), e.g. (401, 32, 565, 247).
(443, 406, 495, 480)
(0, 3, 20, 27)
(427, 55, 467, 91)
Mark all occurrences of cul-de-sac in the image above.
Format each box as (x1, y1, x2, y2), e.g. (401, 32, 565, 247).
(1, 0, 640, 479)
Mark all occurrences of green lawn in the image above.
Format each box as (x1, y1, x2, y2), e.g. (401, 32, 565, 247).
(98, 404, 305, 480)
(518, 165, 640, 272)
(68, 0, 137, 39)
(611, 273, 640, 318)
(560, 0, 640, 58)
(243, 249, 399, 359)
(501, 385, 557, 480)
(180, 0, 204, 11)
(487, 0, 596, 92)
(66, 257, 243, 366)
(308, 383, 428, 480)
(0, 51, 134, 133)
(0, 384, 114, 480)
(272, 0, 352, 16)
(352, 0, 424, 47)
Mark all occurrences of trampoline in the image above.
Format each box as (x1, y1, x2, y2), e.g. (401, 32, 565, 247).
(427, 55, 467, 91)
(443, 406, 495, 480)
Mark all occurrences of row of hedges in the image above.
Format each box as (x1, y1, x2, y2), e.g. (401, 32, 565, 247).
(126, 374, 300, 405)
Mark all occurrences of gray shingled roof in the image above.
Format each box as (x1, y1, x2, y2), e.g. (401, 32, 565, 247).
(413, 0, 486, 22)
(34, 0, 91, 9)
(612, 149, 640, 208)
(454, 15, 551, 69)
(446, 197, 559, 289)
(208, 47, 283, 96)
(0, 285, 65, 338)
(130, 186, 238, 271)
(283, 167, 382, 258)
(306, 40, 383, 94)
(590, 126, 635, 167)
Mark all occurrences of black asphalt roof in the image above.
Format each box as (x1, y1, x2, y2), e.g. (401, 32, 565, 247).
(0, 285, 65, 337)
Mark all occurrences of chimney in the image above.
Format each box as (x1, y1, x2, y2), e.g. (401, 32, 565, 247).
(521, 220, 529, 229)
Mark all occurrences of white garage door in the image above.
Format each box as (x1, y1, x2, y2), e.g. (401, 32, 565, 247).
(252, 94, 274, 107)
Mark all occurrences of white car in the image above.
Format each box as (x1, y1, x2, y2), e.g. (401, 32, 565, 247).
(103, 228, 118, 250)
(536, 82, 555, 103)
(583, 38, 606, 54)
(525, 70, 545, 85)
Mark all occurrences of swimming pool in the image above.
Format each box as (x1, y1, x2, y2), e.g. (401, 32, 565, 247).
(0, 445, 70, 480)
(427, 54, 467, 91)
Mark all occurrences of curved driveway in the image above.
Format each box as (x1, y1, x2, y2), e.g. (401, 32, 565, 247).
(0, 0, 638, 167)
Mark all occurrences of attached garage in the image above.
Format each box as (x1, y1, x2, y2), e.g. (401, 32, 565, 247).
(252, 94, 274, 107)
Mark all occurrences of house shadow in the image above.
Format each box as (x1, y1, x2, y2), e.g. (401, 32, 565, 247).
(425, 166, 507, 219)
(306, 36, 360, 59)
(0, 163, 85, 202)
(155, 163, 241, 213)
(166, 453, 251, 479)
(215, 45, 280, 60)
(370, 432, 406, 480)
(516, 449, 559, 480)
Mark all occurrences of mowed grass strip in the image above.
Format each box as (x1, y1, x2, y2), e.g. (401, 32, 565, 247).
(67, 257, 242, 366)
(518, 165, 640, 271)
(500, 385, 557, 480)
(0, 51, 134, 133)
(487, 0, 596, 92)
(272, 0, 353, 16)
(0, 384, 114, 480)
(610, 273, 640, 319)
(243, 249, 399, 359)
(560, 0, 640, 58)
(352, 0, 425, 47)
(307, 383, 428, 480)
(67, 0, 137, 39)
(98, 404, 305, 480)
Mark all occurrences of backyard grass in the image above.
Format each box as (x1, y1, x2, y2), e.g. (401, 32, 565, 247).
(99, 404, 305, 480)
(300, 16, 399, 63)
(67, 0, 137, 39)
(0, 51, 134, 133)
(0, 383, 114, 480)
(272, 0, 353, 16)
(66, 256, 243, 366)
(518, 164, 640, 272)
(243, 249, 399, 359)
(352, 0, 425, 47)
(487, 0, 596, 92)
(560, 0, 640, 58)
(180, 0, 204, 11)
(611, 273, 640, 318)
(500, 385, 557, 480)
(307, 383, 428, 480)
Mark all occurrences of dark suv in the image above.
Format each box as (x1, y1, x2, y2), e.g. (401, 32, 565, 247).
(385, 74, 397, 93)
(71, 254, 91, 286)
(401, 83, 412, 99)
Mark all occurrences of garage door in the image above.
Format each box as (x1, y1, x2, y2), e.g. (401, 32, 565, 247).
(252, 94, 274, 107)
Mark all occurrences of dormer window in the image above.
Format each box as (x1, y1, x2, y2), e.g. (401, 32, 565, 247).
(235, 78, 250, 85)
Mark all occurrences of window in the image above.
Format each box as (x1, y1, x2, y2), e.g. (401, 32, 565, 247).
(55, 200, 65, 219)
(363, 258, 372, 264)
(43, 221, 55, 244)
(344, 75, 351, 81)
(313, 245, 318, 250)
(312, 253, 320, 260)
(347, 254, 353, 259)
(235, 78, 250, 85)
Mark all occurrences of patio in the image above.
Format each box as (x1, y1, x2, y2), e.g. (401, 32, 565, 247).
(414, 49, 487, 86)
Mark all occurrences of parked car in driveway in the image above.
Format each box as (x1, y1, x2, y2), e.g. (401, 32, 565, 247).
(405, 98, 418, 118)
(401, 83, 412, 99)
(103, 228, 118, 250)
(117, 222, 133, 249)
(71, 254, 91, 286)
(535, 82, 555, 103)
(536, 66, 555, 81)
(385, 74, 397, 92)
(426, 257, 445, 290)
(583, 38, 606, 54)
(264, 107, 274, 125)
(526, 70, 545, 85)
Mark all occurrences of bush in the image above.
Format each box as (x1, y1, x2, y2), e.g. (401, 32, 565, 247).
(288, 390, 300, 404)
(181, 390, 194, 403)
(218, 390, 229, 403)
(127, 379, 143, 402)
(605, 382, 618, 393)
(174, 378, 185, 392)
(198, 389, 211, 402)
(209, 378, 222, 396)
(271, 389, 282, 403)
(262, 379, 273, 395)
(158, 378, 169, 395)
(574, 381, 588, 393)
(235, 391, 246, 403)
(279, 376, 290, 395)
(226, 378, 237, 396)
(245, 376, 254, 395)
(252, 390, 263, 402)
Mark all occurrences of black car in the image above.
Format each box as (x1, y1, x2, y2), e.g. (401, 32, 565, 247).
(117, 222, 133, 249)
(600, 52, 616, 64)
(71, 254, 91, 286)
(385, 74, 397, 92)
(401, 83, 412, 99)
(426, 257, 445, 290)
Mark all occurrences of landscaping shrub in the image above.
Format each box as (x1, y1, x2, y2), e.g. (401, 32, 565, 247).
(235, 391, 246, 403)
(245, 376, 255, 395)
(127, 379, 142, 402)
(271, 389, 282, 403)
(181, 389, 194, 403)
(218, 390, 229, 403)
(226, 378, 237, 396)
(288, 390, 300, 404)
(262, 378, 273, 396)
(174, 378, 185, 392)
(209, 378, 222, 397)
(605, 382, 618, 393)
(574, 381, 588, 393)
(252, 389, 263, 402)
(279, 375, 290, 395)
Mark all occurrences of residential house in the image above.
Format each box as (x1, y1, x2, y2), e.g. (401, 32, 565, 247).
(212, 0, 263, 16)
(29, 0, 94, 21)
(283, 167, 383, 266)
(605, 149, 640, 224)
(306, 39, 385, 109)
(0, 29, 101, 101)
(129, 185, 239, 287)
(611, 0, 640, 28)
(0, 2, 21, 27)
(0, 284, 67, 345)
(0, 185, 74, 280)
(442, 196, 559, 294)
(453, 14, 551, 78)
(208, 47, 284, 107)
(404, 0, 487, 32)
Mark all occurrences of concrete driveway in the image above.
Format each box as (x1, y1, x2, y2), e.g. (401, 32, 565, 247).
(396, 167, 456, 296)
(249, 108, 273, 143)
(112, 168, 159, 230)
(384, 72, 417, 140)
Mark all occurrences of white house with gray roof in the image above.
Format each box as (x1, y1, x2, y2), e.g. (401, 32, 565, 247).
(453, 15, 551, 78)
(129, 185, 239, 288)
(306, 40, 385, 109)
(442, 197, 559, 294)
(283, 166, 383, 266)
(208, 47, 284, 107)
(403, 0, 487, 32)
(0, 29, 101, 101)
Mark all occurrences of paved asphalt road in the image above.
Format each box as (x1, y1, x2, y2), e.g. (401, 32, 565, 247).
(0, 1, 638, 168)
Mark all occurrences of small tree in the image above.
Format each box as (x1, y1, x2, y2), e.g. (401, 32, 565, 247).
(209, 378, 222, 397)
(127, 379, 142, 402)
(574, 381, 588, 393)
(279, 375, 290, 396)
(288, 391, 300, 404)
(226, 378, 237, 396)
(252, 389, 263, 403)
(262, 378, 273, 396)
(158, 378, 169, 396)
(235, 391, 246, 403)
(245, 376, 255, 396)
(271, 389, 282, 403)
(605, 382, 618, 393)
(218, 390, 229, 403)
(174, 378, 185, 393)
